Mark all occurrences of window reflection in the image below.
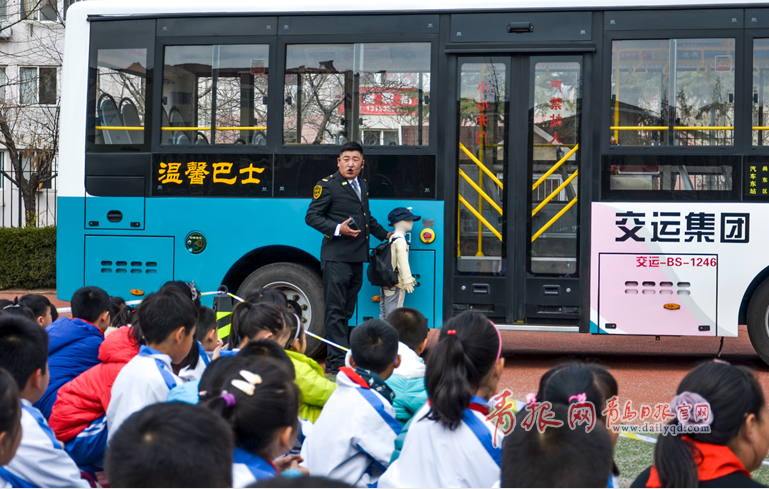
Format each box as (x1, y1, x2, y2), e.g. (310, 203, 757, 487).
(753, 40, 769, 146)
(94, 49, 147, 145)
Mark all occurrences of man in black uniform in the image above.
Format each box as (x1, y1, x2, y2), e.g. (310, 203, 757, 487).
(305, 142, 391, 374)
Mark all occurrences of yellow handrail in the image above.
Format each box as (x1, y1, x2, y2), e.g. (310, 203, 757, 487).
(95, 126, 143, 130)
(610, 126, 668, 130)
(160, 126, 267, 131)
(458, 194, 502, 241)
(532, 144, 579, 191)
(459, 169, 503, 215)
(459, 143, 503, 189)
(610, 126, 736, 131)
(532, 196, 578, 242)
(531, 170, 579, 217)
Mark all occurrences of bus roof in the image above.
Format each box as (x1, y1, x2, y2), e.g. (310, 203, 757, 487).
(72, 0, 769, 18)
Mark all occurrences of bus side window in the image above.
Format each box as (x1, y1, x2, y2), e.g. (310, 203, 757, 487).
(94, 48, 148, 146)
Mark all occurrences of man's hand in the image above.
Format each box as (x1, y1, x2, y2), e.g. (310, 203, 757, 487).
(386, 231, 394, 239)
(340, 217, 361, 237)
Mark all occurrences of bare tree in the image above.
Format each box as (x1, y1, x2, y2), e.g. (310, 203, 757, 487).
(0, 0, 64, 227)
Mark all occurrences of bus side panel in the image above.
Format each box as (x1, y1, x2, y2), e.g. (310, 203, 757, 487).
(591, 202, 768, 338)
(57, 196, 86, 301)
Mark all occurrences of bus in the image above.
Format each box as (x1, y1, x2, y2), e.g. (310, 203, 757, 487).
(58, 0, 769, 361)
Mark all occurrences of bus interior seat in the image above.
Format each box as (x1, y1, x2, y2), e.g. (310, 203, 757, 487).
(97, 93, 130, 145)
(174, 131, 191, 145)
(252, 130, 266, 146)
(195, 132, 209, 145)
(161, 106, 171, 144)
(168, 106, 189, 145)
(119, 98, 144, 145)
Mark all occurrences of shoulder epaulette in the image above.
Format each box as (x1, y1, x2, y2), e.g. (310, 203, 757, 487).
(322, 178, 329, 182)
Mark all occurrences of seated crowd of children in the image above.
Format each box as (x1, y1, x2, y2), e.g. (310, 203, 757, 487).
(1, 285, 769, 488)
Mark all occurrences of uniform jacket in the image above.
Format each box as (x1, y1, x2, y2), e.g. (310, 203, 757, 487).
(300, 367, 401, 487)
(286, 350, 337, 423)
(385, 342, 427, 424)
(305, 171, 389, 262)
(378, 397, 502, 488)
(49, 326, 140, 441)
(0, 400, 89, 488)
(232, 448, 279, 488)
(35, 317, 105, 419)
(106, 345, 183, 441)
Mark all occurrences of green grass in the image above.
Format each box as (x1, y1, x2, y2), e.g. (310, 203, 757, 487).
(615, 434, 769, 487)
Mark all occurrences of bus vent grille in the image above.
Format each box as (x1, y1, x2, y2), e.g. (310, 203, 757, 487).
(100, 260, 158, 275)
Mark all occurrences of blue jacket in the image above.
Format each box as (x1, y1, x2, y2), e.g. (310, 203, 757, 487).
(35, 317, 104, 418)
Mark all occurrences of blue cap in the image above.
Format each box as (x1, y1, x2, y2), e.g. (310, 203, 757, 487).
(388, 207, 421, 226)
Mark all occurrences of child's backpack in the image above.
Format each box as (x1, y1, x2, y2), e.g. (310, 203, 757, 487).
(367, 237, 401, 287)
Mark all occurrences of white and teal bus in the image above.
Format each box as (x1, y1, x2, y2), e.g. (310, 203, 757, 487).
(58, 0, 769, 361)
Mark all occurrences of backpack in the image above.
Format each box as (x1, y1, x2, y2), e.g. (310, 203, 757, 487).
(367, 237, 401, 287)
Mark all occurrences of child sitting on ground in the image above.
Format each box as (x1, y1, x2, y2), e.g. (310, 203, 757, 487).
(205, 360, 305, 487)
(379, 312, 504, 488)
(36, 286, 112, 419)
(501, 402, 614, 487)
(302, 319, 401, 487)
(222, 302, 291, 355)
(283, 312, 336, 423)
(106, 288, 197, 439)
(384, 307, 428, 425)
(160, 281, 210, 382)
(106, 402, 234, 488)
(632, 360, 769, 488)
(19, 294, 54, 328)
(0, 315, 89, 487)
(0, 368, 22, 485)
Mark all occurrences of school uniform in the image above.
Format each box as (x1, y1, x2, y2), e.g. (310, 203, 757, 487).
(0, 399, 89, 488)
(378, 396, 503, 488)
(232, 447, 279, 488)
(300, 367, 401, 487)
(106, 345, 183, 441)
(178, 342, 210, 382)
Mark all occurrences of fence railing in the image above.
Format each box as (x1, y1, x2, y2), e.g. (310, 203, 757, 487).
(0, 163, 57, 228)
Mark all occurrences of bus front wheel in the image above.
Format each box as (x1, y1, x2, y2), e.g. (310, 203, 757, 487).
(747, 278, 769, 365)
(236, 262, 326, 359)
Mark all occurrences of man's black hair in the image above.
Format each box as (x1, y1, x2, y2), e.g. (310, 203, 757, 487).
(385, 307, 428, 353)
(501, 403, 613, 488)
(238, 339, 296, 380)
(106, 402, 233, 488)
(137, 288, 198, 345)
(70, 286, 111, 324)
(350, 319, 398, 374)
(339, 141, 363, 156)
(195, 306, 217, 342)
(0, 315, 49, 390)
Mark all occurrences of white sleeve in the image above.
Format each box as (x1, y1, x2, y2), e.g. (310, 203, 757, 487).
(5, 411, 89, 488)
(334, 224, 342, 237)
(107, 362, 169, 441)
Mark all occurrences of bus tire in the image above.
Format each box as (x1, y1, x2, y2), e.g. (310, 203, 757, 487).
(236, 263, 326, 359)
(747, 278, 769, 365)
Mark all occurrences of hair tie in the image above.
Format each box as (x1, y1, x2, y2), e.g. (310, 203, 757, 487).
(230, 370, 263, 396)
(670, 391, 713, 428)
(221, 392, 236, 408)
(447, 330, 456, 335)
(569, 393, 587, 403)
(525, 393, 537, 404)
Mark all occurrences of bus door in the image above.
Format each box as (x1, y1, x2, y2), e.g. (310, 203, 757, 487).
(453, 55, 583, 327)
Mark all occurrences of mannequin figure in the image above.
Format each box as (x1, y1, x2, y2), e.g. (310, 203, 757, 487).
(380, 207, 421, 319)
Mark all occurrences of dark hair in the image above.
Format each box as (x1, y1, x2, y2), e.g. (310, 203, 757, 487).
(110, 296, 126, 319)
(252, 476, 354, 488)
(195, 306, 217, 342)
(340, 141, 363, 156)
(106, 402, 233, 488)
(70, 286, 111, 324)
(654, 361, 766, 487)
(425, 312, 500, 430)
(205, 360, 299, 456)
(228, 302, 287, 350)
(161, 281, 201, 308)
(350, 319, 398, 373)
(0, 298, 35, 320)
(238, 339, 296, 380)
(0, 367, 21, 447)
(137, 288, 198, 345)
(49, 303, 58, 322)
(244, 288, 287, 307)
(282, 310, 305, 350)
(198, 356, 250, 401)
(501, 403, 614, 487)
(541, 363, 610, 420)
(385, 307, 428, 353)
(18, 295, 52, 321)
(0, 315, 49, 390)
(0, 300, 10, 310)
(112, 304, 136, 329)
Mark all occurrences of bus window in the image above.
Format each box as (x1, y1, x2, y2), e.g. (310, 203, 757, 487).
(94, 49, 147, 145)
(753, 39, 769, 146)
(610, 39, 735, 147)
(162, 44, 269, 146)
(283, 43, 431, 146)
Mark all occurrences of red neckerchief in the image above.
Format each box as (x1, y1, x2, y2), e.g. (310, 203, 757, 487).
(646, 437, 751, 487)
(77, 318, 105, 337)
(426, 398, 490, 417)
(339, 367, 370, 388)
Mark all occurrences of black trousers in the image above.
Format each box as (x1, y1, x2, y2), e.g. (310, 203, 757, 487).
(321, 260, 363, 373)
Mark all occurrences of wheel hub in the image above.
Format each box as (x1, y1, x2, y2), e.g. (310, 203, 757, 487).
(265, 281, 312, 330)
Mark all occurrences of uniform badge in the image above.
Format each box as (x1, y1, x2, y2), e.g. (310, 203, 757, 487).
(313, 185, 322, 199)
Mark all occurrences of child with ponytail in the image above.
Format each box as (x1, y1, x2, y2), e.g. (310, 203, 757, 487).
(632, 360, 769, 488)
(379, 311, 505, 488)
(206, 359, 306, 487)
(283, 312, 337, 422)
(224, 302, 291, 354)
